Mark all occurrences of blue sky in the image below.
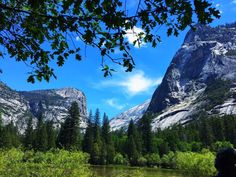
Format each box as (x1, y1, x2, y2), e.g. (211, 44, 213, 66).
(1, 0, 236, 119)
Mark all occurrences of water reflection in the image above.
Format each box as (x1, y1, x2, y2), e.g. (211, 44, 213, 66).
(91, 165, 183, 177)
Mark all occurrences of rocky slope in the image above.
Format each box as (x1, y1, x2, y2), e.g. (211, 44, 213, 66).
(0, 82, 31, 129)
(0, 83, 87, 130)
(110, 22, 236, 130)
(109, 100, 150, 131)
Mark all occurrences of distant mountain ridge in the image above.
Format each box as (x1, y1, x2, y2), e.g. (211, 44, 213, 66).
(0, 82, 87, 130)
(110, 22, 236, 131)
(109, 100, 150, 131)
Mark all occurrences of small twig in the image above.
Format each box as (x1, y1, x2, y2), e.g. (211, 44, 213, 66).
(135, 0, 142, 16)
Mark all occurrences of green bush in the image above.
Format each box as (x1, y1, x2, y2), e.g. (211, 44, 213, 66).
(0, 148, 91, 177)
(191, 142, 202, 152)
(211, 141, 234, 152)
(145, 153, 161, 167)
(136, 156, 147, 166)
(113, 153, 127, 165)
(161, 151, 176, 168)
(176, 150, 216, 177)
(177, 141, 192, 152)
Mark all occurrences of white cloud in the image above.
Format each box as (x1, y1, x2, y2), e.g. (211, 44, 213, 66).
(75, 36, 81, 41)
(215, 3, 220, 7)
(119, 71, 162, 95)
(233, 0, 236, 4)
(99, 70, 162, 96)
(105, 98, 126, 110)
(125, 26, 146, 48)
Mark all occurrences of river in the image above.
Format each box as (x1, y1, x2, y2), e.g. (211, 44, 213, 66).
(91, 165, 183, 177)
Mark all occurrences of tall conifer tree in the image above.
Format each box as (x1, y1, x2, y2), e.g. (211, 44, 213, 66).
(139, 113, 153, 153)
(82, 110, 94, 154)
(126, 119, 139, 165)
(57, 101, 81, 150)
(46, 120, 56, 149)
(0, 112, 3, 148)
(101, 113, 115, 164)
(34, 114, 48, 151)
(24, 116, 34, 149)
(69, 101, 81, 149)
(91, 108, 102, 164)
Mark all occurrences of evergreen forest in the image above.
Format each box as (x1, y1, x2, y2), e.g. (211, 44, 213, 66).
(0, 101, 236, 176)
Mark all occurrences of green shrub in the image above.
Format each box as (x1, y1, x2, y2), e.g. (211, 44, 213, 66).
(136, 156, 147, 166)
(177, 141, 192, 152)
(161, 151, 176, 168)
(211, 141, 234, 152)
(203, 79, 231, 110)
(0, 148, 91, 177)
(113, 153, 127, 165)
(176, 151, 216, 177)
(191, 142, 202, 152)
(145, 153, 161, 167)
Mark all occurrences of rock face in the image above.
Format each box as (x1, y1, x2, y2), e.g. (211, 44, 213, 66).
(110, 22, 236, 131)
(0, 82, 31, 130)
(109, 100, 150, 131)
(0, 83, 87, 130)
(149, 23, 236, 130)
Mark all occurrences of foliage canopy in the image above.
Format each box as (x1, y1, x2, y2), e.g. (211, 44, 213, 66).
(0, 0, 220, 82)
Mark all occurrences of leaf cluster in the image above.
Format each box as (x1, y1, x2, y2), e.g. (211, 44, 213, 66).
(0, 0, 220, 82)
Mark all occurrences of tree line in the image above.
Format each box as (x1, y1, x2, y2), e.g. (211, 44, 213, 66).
(0, 103, 235, 167)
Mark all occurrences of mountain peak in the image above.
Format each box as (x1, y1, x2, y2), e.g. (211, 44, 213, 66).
(110, 22, 236, 131)
(55, 87, 85, 99)
(0, 84, 88, 131)
(110, 100, 150, 131)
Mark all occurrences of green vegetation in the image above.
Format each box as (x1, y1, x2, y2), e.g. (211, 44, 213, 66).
(176, 150, 216, 177)
(201, 79, 231, 110)
(0, 149, 90, 177)
(2, 101, 236, 177)
(57, 102, 81, 150)
(226, 50, 236, 56)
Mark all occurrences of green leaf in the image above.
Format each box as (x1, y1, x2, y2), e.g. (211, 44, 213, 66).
(27, 76, 35, 83)
(75, 54, 81, 61)
(57, 55, 65, 66)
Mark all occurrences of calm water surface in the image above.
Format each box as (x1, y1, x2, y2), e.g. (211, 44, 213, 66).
(91, 165, 183, 177)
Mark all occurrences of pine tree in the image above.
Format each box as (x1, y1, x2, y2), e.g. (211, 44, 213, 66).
(101, 113, 115, 164)
(56, 118, 69, 148)
(91, 108, 102, 164)
(2, 121, 21, 148)
(139, 114, 153, 153)
(0, 112, 2, 132)
(68, 101, 81, 149)
(127, 135, 139, 165)
(102, 113, 110, 144)
(212, 117, 225, 141)
(93, 109, 102, 144)
(0, 112, 3, 148)
(200, 117, 214, 147)
(34, 114, 48, 151)
(57, 101, 81, 150)
(224, 116, 236, 146)
(82, 110, 94, 154)
(46, 120, 56, 149)
(126, 119, 139, 165)
(24, 116, 35, 149)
